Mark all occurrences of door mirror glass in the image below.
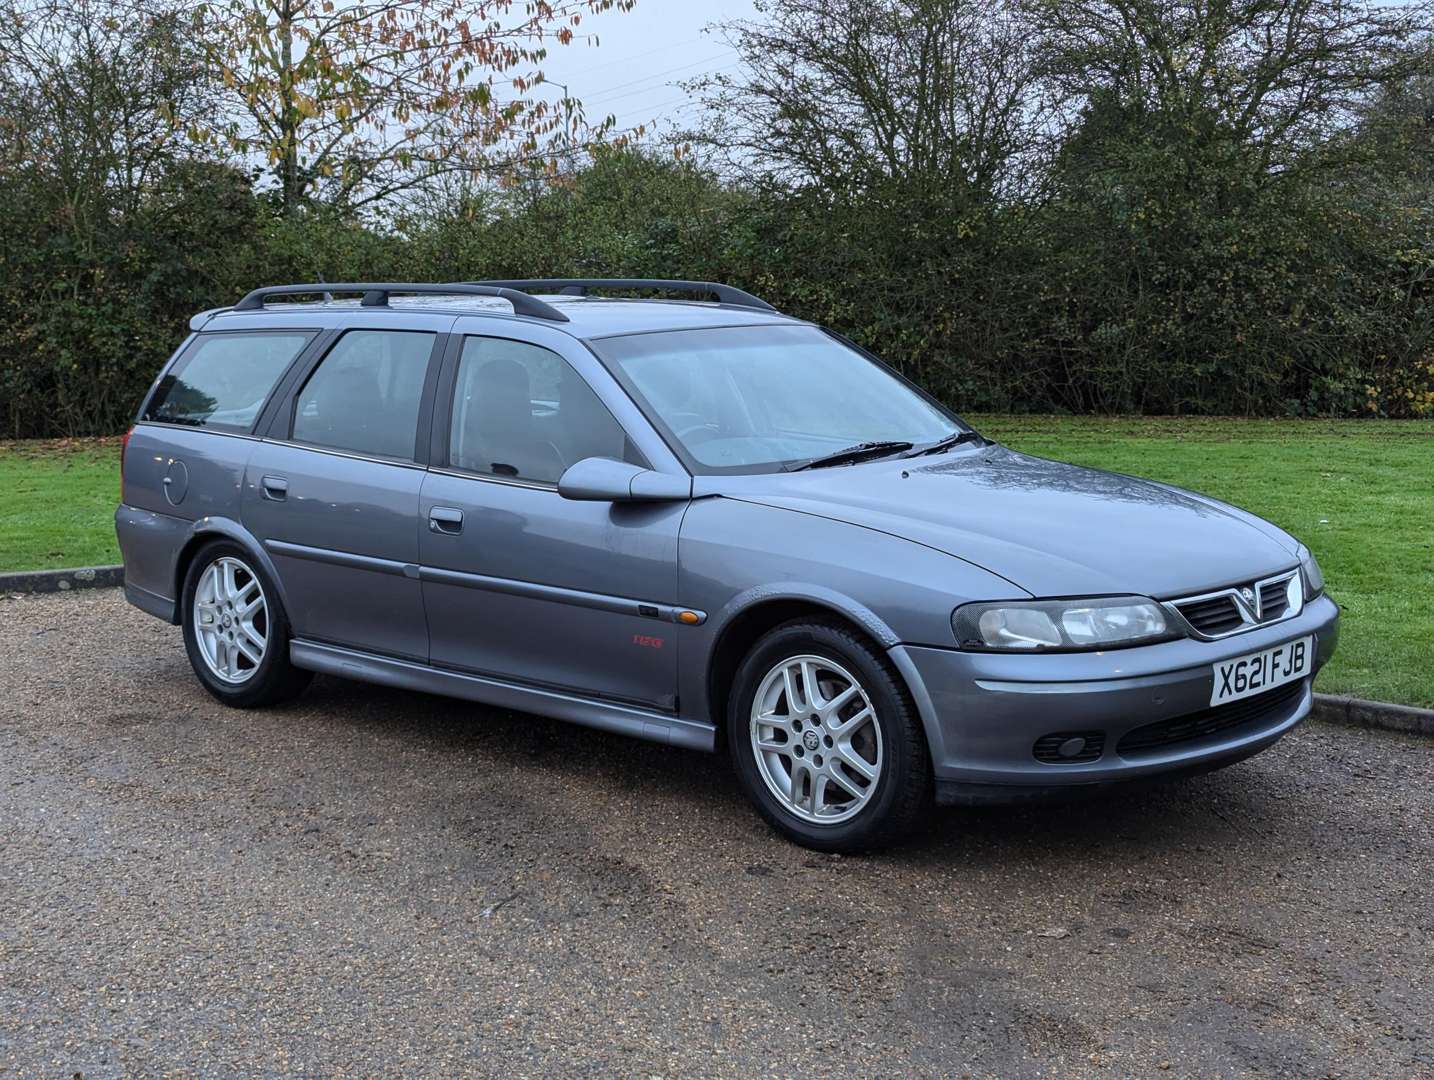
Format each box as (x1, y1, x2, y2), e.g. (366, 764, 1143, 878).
(558, 457, 690, 502)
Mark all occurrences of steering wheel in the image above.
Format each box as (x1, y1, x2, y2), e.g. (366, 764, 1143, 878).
(670, 412, 721, 445)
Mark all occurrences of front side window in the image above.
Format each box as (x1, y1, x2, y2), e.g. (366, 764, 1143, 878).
(292, 330, 435, 459)
(144, 332, 311, 433)
(592, 324, 962, 473)
(449, 336, 641, 484)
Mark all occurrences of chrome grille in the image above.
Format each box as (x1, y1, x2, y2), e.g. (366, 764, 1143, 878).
(1167, 570, 1302, 640)
(1175, 594, 1245, 635)
(1259, 578, 1290, 621)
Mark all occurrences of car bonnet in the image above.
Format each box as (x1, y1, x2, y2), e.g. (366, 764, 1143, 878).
(698, 444, 1301, 599)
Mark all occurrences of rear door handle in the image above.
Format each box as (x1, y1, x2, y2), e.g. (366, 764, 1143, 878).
(429, 506, 464, 535)
(261, 475, 288, 501)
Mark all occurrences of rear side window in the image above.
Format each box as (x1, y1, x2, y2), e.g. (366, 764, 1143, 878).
(144, 332, 310, 433)
(292, 330, 435, 460)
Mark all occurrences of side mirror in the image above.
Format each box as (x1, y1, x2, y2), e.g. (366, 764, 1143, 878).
(557, 457, 691, 503)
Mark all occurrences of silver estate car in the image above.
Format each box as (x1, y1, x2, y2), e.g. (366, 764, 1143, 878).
(116, 279, 1339, 851)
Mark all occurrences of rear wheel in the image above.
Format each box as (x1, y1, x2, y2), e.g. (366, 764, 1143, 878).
(181, 541, 311, 708)
(728, 620, 931, 852)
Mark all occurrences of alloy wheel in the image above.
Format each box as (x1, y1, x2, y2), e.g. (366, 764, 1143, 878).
(749, 654, 883, 824)
(192, 556, 268, 684)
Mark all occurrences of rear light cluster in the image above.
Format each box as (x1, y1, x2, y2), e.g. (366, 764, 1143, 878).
(120, 426, 133, 504)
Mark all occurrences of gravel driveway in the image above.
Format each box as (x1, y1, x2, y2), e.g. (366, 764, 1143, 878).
(1, 589, 1430, 1078)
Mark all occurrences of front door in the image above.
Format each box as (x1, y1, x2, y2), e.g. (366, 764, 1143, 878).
(244, 326, 443, 661)
(418, 331, 684, 709)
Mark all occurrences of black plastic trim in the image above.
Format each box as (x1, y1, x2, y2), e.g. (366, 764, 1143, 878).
(264, 539, 417, 578)
(232, 282, 570, 322)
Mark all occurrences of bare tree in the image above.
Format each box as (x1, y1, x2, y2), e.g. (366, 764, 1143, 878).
(1030, 0, 1434, 174)
(0, 0, 216, 232)
(687, 0, 1058, 201)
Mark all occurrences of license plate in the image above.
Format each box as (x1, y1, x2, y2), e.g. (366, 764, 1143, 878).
(1210, 636, 1311, 706)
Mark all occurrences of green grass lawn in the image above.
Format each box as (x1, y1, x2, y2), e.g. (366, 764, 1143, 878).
(1, 420, 1430, 706)
(970, 416, 1434, 709)
(0, 438, 122, 571)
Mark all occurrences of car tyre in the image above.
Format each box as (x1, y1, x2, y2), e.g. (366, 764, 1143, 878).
(181, 540, 311, 708)
(728, 619, 931, 852)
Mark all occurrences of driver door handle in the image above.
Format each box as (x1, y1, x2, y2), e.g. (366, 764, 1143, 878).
(429, 506, 464, 535)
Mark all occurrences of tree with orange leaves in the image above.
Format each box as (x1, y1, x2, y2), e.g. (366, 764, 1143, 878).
(195, 0, 635, 213)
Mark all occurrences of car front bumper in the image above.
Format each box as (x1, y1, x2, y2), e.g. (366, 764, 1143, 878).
(889, 594, 1340, 804)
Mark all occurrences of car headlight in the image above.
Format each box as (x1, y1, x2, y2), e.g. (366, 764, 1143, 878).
(952, 597, 1181, 652)
(1300, 550, 1325, 601)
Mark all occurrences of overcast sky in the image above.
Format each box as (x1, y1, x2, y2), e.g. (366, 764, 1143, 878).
(533, 0, 760, 140)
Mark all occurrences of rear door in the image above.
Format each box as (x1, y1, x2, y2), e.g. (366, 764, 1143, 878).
(417, 320, 687, 709)
(244, 315, 449, 660)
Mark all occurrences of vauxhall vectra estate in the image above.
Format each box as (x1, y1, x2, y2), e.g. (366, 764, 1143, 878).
(116, 279, 1339, 850)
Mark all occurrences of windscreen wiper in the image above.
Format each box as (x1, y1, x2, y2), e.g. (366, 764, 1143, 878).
(901, 430, 986, 458)
(786, 440, 914, 472)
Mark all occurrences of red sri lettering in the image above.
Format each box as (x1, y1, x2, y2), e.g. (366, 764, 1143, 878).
(632, 635, 665, 649)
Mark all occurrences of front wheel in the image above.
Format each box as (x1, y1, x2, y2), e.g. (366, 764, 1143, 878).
(181, 541, 311, 708)
(728, 620, 931, 852)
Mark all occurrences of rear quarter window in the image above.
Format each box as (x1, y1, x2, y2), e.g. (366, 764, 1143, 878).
(144, 332, 312, 433)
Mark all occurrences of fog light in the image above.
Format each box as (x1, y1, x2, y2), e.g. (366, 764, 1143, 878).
(1032, 730, 1106, 764)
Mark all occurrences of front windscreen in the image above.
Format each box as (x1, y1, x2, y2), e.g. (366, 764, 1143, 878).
(593, 324, 962, 473)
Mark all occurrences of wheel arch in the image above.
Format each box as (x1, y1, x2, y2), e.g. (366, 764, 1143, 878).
(703, 586, 906, 742)
(172, 518, 290, 625)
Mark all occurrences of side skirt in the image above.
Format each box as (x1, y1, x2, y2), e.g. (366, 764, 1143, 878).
(289, 639, 717, 753)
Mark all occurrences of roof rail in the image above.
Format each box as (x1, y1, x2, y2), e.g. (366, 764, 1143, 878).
(469, 278, 777, 313)
(230, 282, 570, 322)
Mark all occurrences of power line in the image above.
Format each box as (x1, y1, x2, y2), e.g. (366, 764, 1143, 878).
(567, 50, 739, 108)
(636, 93, 707, 116)
(549, 32, 717, 79)
(598, 57, 755, 128)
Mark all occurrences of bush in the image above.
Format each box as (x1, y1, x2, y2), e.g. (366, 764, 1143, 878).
(8, 145, 1434, 435)
(5, 0, 1434, 434)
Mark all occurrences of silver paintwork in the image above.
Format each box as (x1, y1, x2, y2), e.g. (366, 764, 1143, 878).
(557, 456, 691, 502)
(116, 293, 1341, 812)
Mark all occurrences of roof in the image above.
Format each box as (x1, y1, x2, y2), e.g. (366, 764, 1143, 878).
(522, 295, 798, 337)
(195, 291, 799, 339)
